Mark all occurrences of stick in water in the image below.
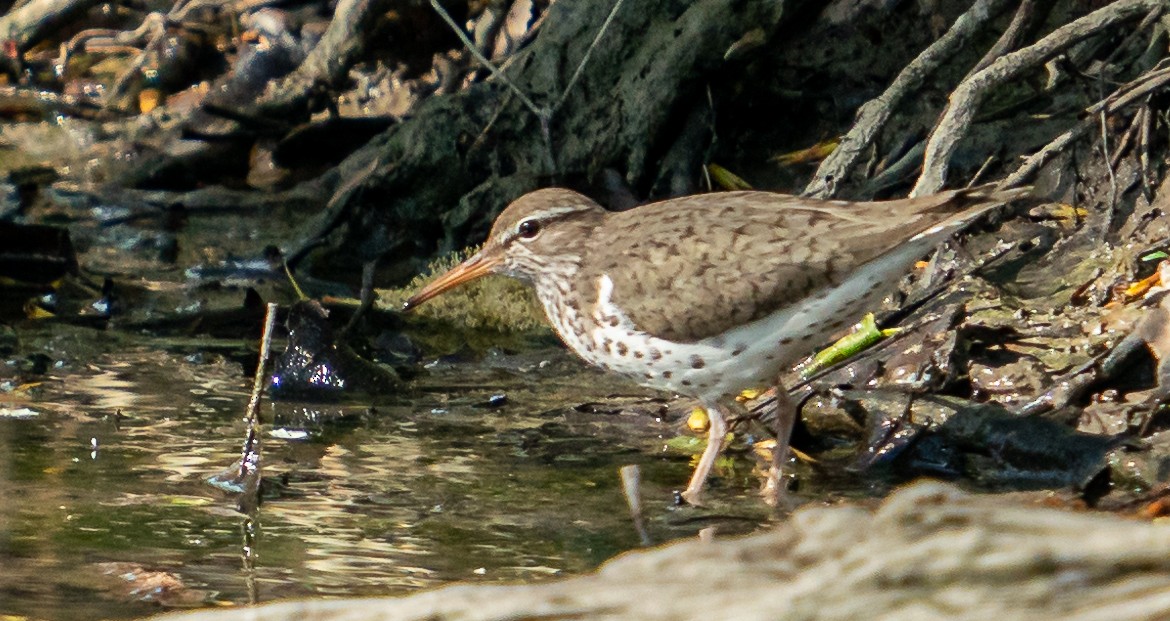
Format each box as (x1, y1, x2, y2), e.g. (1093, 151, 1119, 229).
(619, 464, 652, 546)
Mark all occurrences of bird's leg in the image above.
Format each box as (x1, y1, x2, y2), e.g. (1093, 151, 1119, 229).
(680, 400, 727, 507)
(763, 383, 797, 507)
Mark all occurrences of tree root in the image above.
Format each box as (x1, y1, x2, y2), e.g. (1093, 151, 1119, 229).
(914, 0, 1165, 196)
(803, 0, 1016, 199)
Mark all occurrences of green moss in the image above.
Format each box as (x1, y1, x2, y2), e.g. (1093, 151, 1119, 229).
(378, 247, 550, 335)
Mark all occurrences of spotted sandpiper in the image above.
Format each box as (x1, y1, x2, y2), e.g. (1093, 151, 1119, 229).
(404, 184, 1029, 505)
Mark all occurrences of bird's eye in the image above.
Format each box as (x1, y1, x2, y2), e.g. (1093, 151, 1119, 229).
(517, 219, 540, 239)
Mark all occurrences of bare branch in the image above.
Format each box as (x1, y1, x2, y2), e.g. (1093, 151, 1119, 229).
(962, 0, 1039, 82)
(803, 0, 1013, 199)
(553, 0, 626, 114)
(251, 0, 386, 117)
(1001, 63, 1170, 188)
(913, 0, 1164, 196)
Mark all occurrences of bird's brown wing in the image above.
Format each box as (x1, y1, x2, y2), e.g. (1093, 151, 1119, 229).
(576, 190, 978, 343)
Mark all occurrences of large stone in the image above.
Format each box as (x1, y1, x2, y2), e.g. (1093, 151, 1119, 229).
(148, 481, 1170, 621)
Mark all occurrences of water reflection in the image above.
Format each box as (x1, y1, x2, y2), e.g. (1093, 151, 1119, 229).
(0, 345, 768, 621)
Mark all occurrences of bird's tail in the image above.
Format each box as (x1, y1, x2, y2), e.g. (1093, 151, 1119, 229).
(894, 183, 1031, 247)
(953, 182, 1033, 205)
(922, 183, 1032, 215)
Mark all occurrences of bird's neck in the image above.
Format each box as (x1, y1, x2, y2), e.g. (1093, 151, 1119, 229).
(524, 212, 604, 337)
(530, 256, 590, 340)
(531, 255, 583, 306)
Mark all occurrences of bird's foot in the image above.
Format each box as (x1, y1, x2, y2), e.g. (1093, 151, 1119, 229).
(761, 465, 785, 508)
(761, 466, 800, 513)
(679, 487, 707, 507)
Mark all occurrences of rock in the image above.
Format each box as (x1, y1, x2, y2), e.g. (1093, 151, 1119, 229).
(145, 481, 1170, 621)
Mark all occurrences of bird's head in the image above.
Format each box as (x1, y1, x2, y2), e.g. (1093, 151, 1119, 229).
(403, 188, 605, 310)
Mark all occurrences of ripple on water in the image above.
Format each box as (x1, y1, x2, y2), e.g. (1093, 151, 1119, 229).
(1, 346, 771, 621)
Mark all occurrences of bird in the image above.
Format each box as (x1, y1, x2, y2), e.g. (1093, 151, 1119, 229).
(403, 184, 1029, 506)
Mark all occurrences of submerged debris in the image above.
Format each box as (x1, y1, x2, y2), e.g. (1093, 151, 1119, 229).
(269, 299, 401, 400)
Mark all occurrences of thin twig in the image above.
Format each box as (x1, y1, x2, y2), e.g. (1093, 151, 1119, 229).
(1139, 103, 1153, 200)
(241, 302, 278, 450)
(1099, 106, 1118, 232)
(967, 154, 997, 188)
(1002, 64, 1170, 188)
(428, 0, 543, 118)
(468, 89, 516, 156)
(1110, 109, 1140, 170)
(237, 302, 279, 514)
(553, 0, 625, 113)
(1095, 63, 1119, 232)
(962, 0, 1038, 82)
(431, 0, 624, 178)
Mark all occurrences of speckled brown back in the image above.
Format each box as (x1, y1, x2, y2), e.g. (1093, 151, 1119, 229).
(563, 188, 1016, 342)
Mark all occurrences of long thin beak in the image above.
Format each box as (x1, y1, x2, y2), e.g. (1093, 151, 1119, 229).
(402, 251, 501, 311)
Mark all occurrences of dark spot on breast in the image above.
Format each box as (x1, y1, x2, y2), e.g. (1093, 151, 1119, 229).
(779, 337, 794, 345)
(608, 316, 620, 327)
(616, 342, 628, 356)
(766, 354, 776, 360)
(603, 338, 613, 353)
(690, 355, 705, 369)
(681, 380, 692, 386)
(827, 319, 846, 329)
(732, 344, 747, 356)
(649, 348, 662, 361)
(663, 371, 672, 379)
(634, 351, 644, 359)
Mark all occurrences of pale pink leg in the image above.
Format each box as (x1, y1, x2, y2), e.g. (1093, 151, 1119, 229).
(763, 384, 797, 507)
(680, 400, 727, 507)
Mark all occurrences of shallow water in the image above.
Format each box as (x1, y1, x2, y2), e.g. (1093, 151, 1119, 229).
(0, 338, 788, 620)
